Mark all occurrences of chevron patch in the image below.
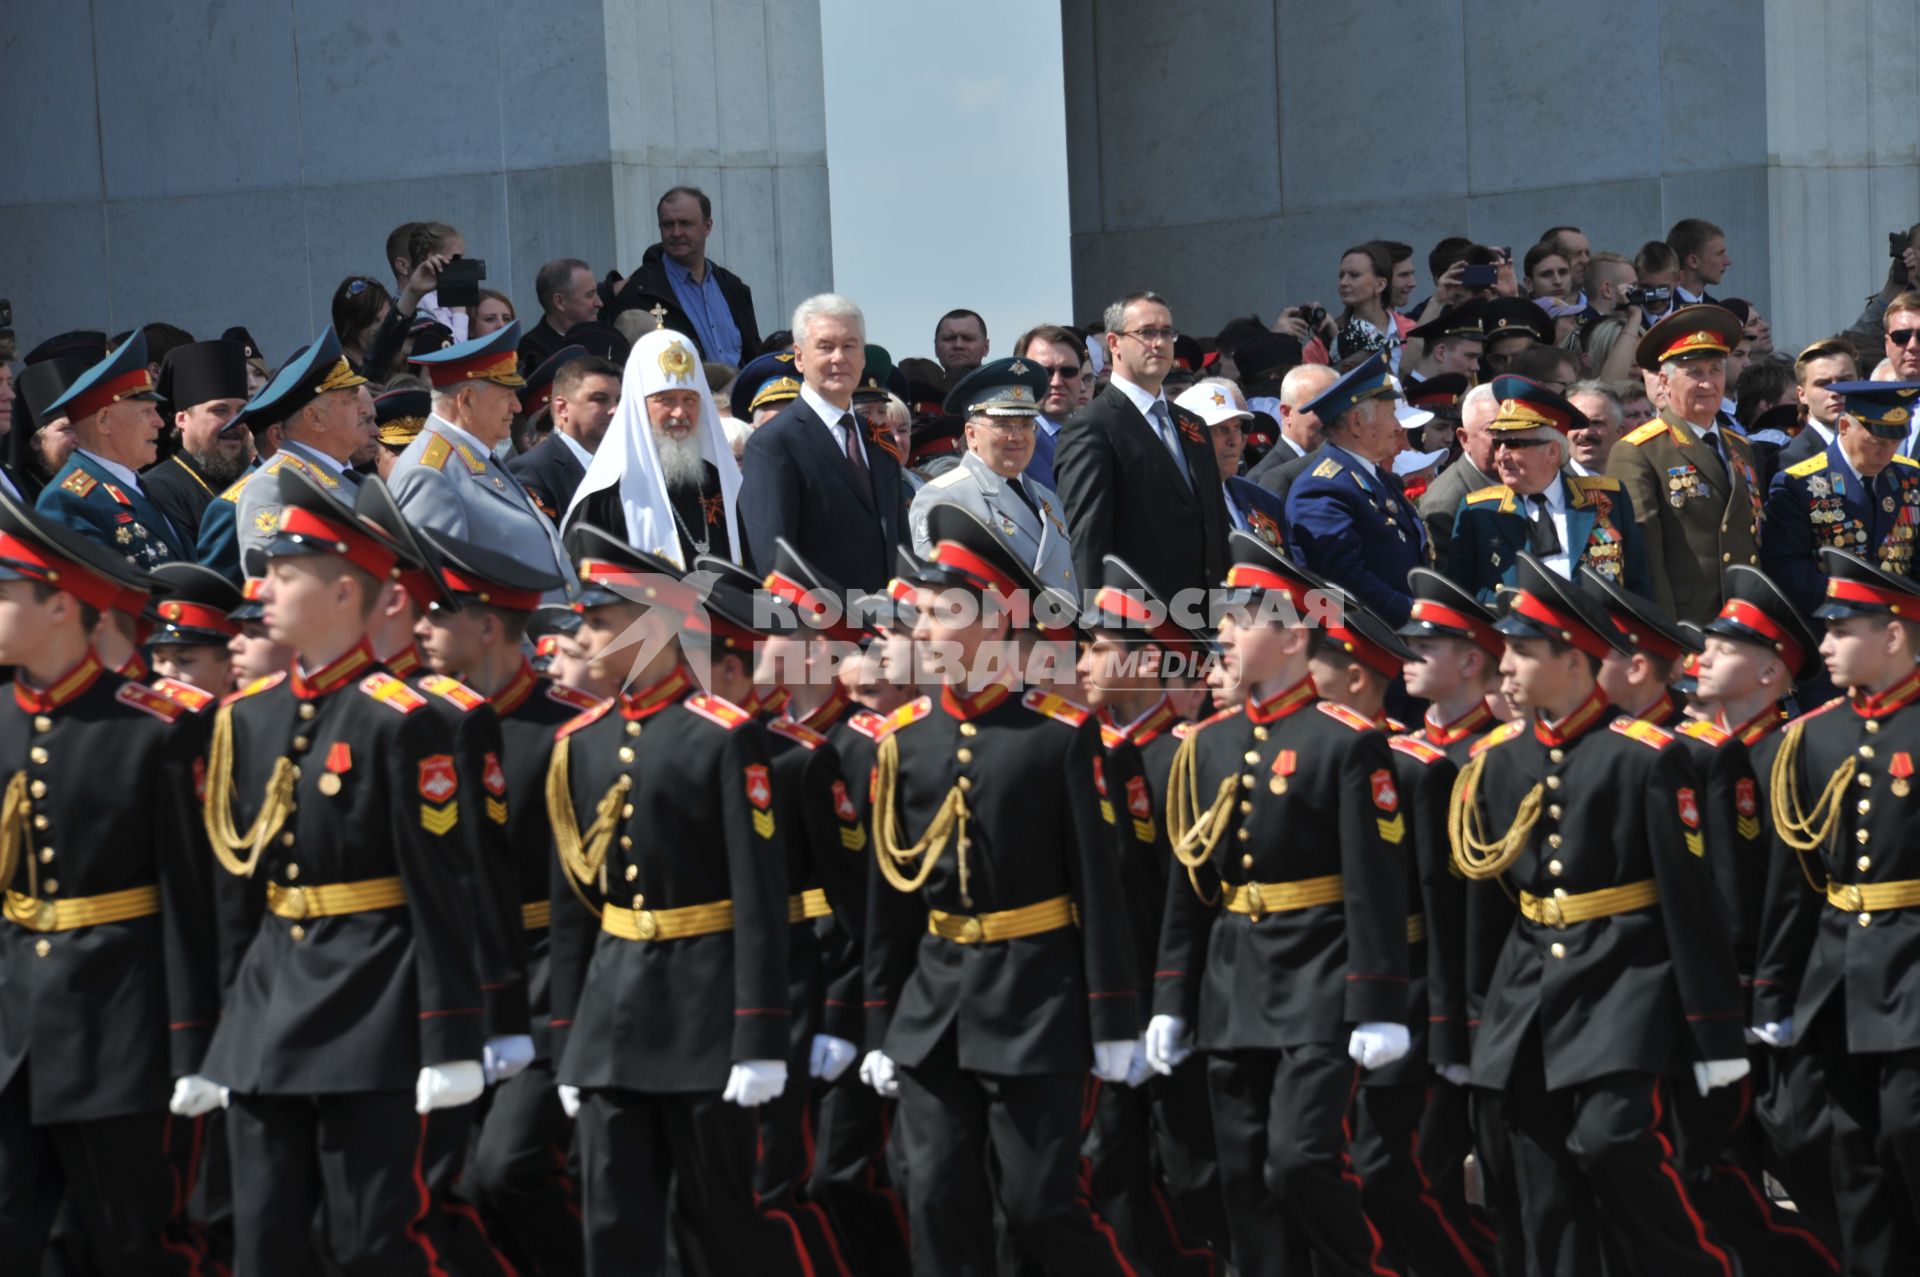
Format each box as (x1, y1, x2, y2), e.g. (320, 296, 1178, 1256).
(1376, 814, 1405, 845)
(839, 824, 867, 851)
(486, 796, 508, 825)
(1684, 830, 1705, 858)
(1131, 818, 1157, 844)
(421, 802, 458, 836)
(1099, 799, 1116, 825)
(752, 809, 776, 840)
(1736, 816, 1760, 842)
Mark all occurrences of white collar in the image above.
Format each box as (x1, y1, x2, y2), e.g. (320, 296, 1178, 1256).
(278, 437, 348, 475)
(1810, 419, 1838, 445)
(800, 383, 855, 430)
(1528, 473, 1569, 513)
(555, 429, 595, 470)
(77, 449, 143, 493)
(430, 413, 497, 463)
(1110, 373, 1167, 420)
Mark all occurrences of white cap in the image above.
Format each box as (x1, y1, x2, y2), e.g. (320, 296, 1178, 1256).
(1393, 446, 1450, 477)
(1395, 401, 1435, 432)
(1174, 382, 1254, 427)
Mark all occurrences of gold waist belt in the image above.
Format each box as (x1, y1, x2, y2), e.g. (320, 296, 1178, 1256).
(1826, 879, 1920, 913)
(1221, 874, 1344, 916)
(4, 884, 161, 933)
(789, 888, 831, 924)
(927, 894, 1077, 944)
(602, 898, 733, 943)
(1518, 879, 1658, 929)
(265, 876, 407, 920)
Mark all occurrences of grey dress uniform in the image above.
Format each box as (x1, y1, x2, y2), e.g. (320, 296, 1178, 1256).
(194, 440, 359, 582)
(910, 450, 1075, 594)
(388, 416, 575, 591)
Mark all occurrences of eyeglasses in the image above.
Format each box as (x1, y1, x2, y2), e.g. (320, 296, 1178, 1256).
(1889, 328, 1920, 347)
(1491, 437, 1554, 451)
(1121, 327, 1177, 344)
(975, 418, 1036, 432)
(1033, 364, 1080, 381)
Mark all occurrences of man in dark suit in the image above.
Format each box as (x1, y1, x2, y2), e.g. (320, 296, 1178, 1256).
(599, 186, 761, 366)
(1054, 291, 1228, 606)
(507, 352, 618, 524)
(1247, 362, 1337, 486)
(739, 295, 907, 592)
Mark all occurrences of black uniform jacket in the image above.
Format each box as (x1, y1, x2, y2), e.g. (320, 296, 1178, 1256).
(0, 656, 220, 1122)
(820, 698, 894, 1046)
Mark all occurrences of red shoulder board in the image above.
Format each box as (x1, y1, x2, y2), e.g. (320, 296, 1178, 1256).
(769, 718, 827, 751)
(1677, 718, 1731, 747)
(1612, 718, 1673, 749)
(59, 469, 97, 497)
(847, 708, 891, 740)
(1191, 703, 1244, 735)
(1022, 688, 1090, 727)
(359, 672, 427, 714)
(418, 673, 487, 713)
(221, 671, 286, 705)
(1469, 720, 1525, 758)
(116, 680, 187, 722)
(1172, 721, 1197, 740)
(1787, 695, 1847, 729)
(150, 676, 216, 714)
(1390, 734, 1446, 766)
(546, 683, 601, 712)
(556, 698, 614, 740)
(888, 696, 934, 732)
(685, 692, 752, 731)
(1098, 722, 1126, 750)
(1316, 701, 1375, 732)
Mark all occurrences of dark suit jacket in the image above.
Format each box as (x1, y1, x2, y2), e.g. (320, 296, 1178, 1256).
(1256, 447, 1319, 508)
(738, 395, 907, 592)
(505, 433, 588, 524)
(1054, 384, 1229, 602)
(1245, 434, 1308, 486)
(515, 317, 572, 374)
(600, 243, 761, 364)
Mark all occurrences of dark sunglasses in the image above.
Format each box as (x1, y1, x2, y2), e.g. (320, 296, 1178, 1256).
(1889, 328, 1920, 347)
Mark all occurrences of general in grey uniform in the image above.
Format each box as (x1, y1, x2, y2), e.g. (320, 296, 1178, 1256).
(387, 322, 575, 592)
(908, 357, 1075, 595)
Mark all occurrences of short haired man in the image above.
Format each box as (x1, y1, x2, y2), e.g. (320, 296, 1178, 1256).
(390, 321, 572, 588)
(1011, 323, 1084, 488)
(1448, 375, 1649, 602)
(1055, 291, 1229, 602)
(1585, 251, 1639, 318)
(1775, 339, 1862, 468)
(519, 258, 601, 372)
(932, 309, 989, 378)
(36, 330, 193, 571)
(1668, 218, 1731, 304)
(146, 339, 254, 540)
(199, 467, 487, 1275)
(1246, 362, 1339, 492)
(1882, 290, 1920, 387)
(1179, 377, 1288, 551)
(1606, 306, 1762, 623)
(602, 186, 762, 365)
(194, 326, 375, 583)
(508, 350, 619, 523)
(1544, 225, 1591, 292)
(1285, 353, 1429, 623)
(739, 294, 908, 592)
(1405, 301, 1486, 384)
(909, 358, 1073, 592)
(1763, 380, 1920, 618)
(1566, 379, 1626, 475)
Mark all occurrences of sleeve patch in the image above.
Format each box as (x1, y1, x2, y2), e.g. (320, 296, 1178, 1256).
(1370, 768, 1400, 812)
(418, 754, 459, 803)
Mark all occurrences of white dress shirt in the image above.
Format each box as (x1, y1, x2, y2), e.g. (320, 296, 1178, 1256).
(801, 383, 860, 454)
(1530, 474, 1574, 579)
(76, 449, 146, 494)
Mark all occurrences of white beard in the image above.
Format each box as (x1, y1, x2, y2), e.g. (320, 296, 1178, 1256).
(656, 431, 707, 488)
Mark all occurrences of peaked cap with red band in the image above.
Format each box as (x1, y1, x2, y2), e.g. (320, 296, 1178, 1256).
(261, 466, 407, 583)
(44, 329, 159, 424)
(1815, 547, 1920, 622)
(1090, 554, 1210, 647)
(1492, 552, 1633, 660)
(1579, 566, 1701, 664)
(409, 319, 527, 389)
(1705, 565, 1818, 680)
(417, 526, 563, 614)
(1635, 304, 1743, 372)
(0, 486, 154, 617)
(1398, 566, 1503, 656)
(148, 562, 243, 644)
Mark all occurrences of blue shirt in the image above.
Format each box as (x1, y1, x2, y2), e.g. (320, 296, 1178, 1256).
(663, 256, 743, 365)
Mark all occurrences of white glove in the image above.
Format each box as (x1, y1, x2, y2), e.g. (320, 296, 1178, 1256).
(1124, 1041, 1155, 1088)
(859, 1049, 900, 1098)
(1693, 1058, 1752, 1097)
(1753, 1019, 1794, 1049)
(557, 1084, 582, 1119)
(482, 1035, 536, 1085)
(809, 1034, 859, 1083)
(721, 1059, 789, 1108)
(1437, 1062, 1472, 1087)
(1348, 1022, 1412, 1071)
(169, 1075, 225, 1118)
(415, 1060, 486, 1114)
(1143, 1014, 1193, 1076)
(1092, 1039, 1140, 1084)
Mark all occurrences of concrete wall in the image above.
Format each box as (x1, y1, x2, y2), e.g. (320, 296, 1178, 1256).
(0, 0, 831, 372)
(1063, 0, 1920, 350)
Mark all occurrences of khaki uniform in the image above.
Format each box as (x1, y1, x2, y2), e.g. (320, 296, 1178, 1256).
(1606, 410, 1761, 623)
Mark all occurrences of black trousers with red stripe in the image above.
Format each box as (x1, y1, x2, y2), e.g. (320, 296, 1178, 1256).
(1205, 1044, 1398, 1277)
(895, 1064, 1139, 1277)
(1082, 1067, 1226, 1277)
(225, 1089, 447, 1277)
(0, 1069, 215, 1276)
(468, 1062, 582, 1276)
(1810, 1008, 1920, 1277)
(1350, 1082, 1493, 1277)
(756, 1074, 850, 1276)
(1502, 1033, 1736, 1277)
(807, 1069, 911, 1275)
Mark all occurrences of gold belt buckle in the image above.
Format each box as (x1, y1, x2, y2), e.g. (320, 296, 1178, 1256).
(960, 916, 984, 944)
(1846, 883, 1866, 913)
(1540, 893, 1566, 929)
(1245, 883, 1265, 915)
(31, 900, 56, 933)
(633, 909, 659, 941)
(282, 885, 309, 921)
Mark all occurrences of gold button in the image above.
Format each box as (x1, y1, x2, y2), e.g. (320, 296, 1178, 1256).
(290, 766, 303, 782)
(1548, 805, 1563, 821)
(1550, 943, 1566, 958)
(1549, 749, 1564, 764)
(958, 837, 972, 853)
(621, 803, 635, 819)
(1239, 800, 1253, 814)
(1548, 833, 1563, 848)
(1548, 859, 1563, 875)
(1859, 914, 1872, 928)
(1237, 828, 1251, 842)
(625, 864, 638, 881)
(29, 780, 45, 799)
(956, 748, 973, 764)
(42, 879, 58, 894)
(620, 835, 633, 849)
(1253, 726, 1269, 741)
(1241, 854, 1254, 869)
(625, 721, 641, 737)
(1859, 799, 1872, 815)
(290, 925, 305, 941)
(291, 735, 310, 752)
(34, 939, 50, 958)
(959, 722, 977, 737)
(1240, 774, 1254, 789)
(1720, 553, 1730, 563)
(32, 814, 47, 831)
(29, 747, 48, 765)
(37, 848, 53, 864)
(298, 703, 316, 720)
(1857, 856, 1871, 871)
(1866, 720, 1881, 734)
(281, 832, 295, 847)
(1861, 745, 1876, 759)
(1858, 774, 1873, 788)
(1857, 829, 1871, 845)
(957, 776, 972, 792)
(32, 715, 50, 733)
(286, 864, 300, 880)
(1244, 750, 1261, 764)
(1545, 775, 1561, 790)
(618, 746, 635, 764)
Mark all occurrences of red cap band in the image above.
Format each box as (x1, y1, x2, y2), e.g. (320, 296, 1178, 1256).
(1827, 576, 1915, 614)
(63, 367, 155, 423)
(417, 348, 523, 389)
(1715, 598, 1803, 671)
(1093, 586, 1191, 645)
(0, 531, 148, 616)
(1508, 588, 1613, 660)
(1325, 624, 1404, 678)
(931, 541, 1020, 600)
(156, 600, 239, 638)
(439, 565, 542, 613)
(1410, 598, 1502, 654)
(274, 506, 400, 581)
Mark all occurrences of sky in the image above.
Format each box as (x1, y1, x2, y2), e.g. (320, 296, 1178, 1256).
(819, 0, 1074, 365)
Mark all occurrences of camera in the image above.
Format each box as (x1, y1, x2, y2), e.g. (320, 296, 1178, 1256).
(436, 257, 488, 308)
(1300, 304, 1327, 330)
(1460, 265, 1498, 289)
(1626, 285, 1672, 309)
(1894, 231, 1911, 259)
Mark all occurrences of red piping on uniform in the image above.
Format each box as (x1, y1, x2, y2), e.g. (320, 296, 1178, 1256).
(1339, 1066, 1403, 1277)
(1405, 1088, 1490, 1277)
(406, 1114, 455, 1277)
(1646, 1080, 1733, 1277)
(1713, 1163, 1839, 1272)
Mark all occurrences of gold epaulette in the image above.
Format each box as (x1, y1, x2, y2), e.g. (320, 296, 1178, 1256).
(1894, 454, 1919, 469)
(358, 671, 427, 714)
(58, 468, 97, 497)
(685, 693, 752, 730)
(1786, 695, 1847, 729)
(420, 435, 454, 471)
(847, 708, 892, 740)
(221, 671, 285, 705)
(1568, 474, 1621, 495)
(546, 683, 601, 711)
(769, 718, 827, 750)
(1677, 718, 1731, 746)
(1317, 701, 1375, 732)
(115, 681, 187, 723)
(1023, 688, 1089, 727)
(1469, 720, 1524, 758)
(1310, 457, 1343, 479)
(556, 698, 613, 740)
(1192, 703, 1243, 733)
(418, 673, 488, 712)
(888, 696, 933, 732)
(150, 676, 215, 714)
(1390, 734, 1446, 766)
(1612, 717, 1673, 749)
(1622, 420, 1673, 446)
(1785, 453, 1829, 479)
(1465, 484, 1515, 507)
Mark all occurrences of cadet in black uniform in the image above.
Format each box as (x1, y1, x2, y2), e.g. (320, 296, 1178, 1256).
(199, 466, 487, 1276)
(0, 491, 221, 1273)
(1761, 550, 1920, 1274)
(1076, 553, 1227, 1275)
(1146, 531, 1410, 1277)
(864, 503, 1142, 1276)
(1452, 552, 1748, 1276)
(544, 524, 805, 1277)
(148, 561, 245, 696)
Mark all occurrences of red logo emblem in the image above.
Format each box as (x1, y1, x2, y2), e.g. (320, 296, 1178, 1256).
(483, 751, 507, 797)
(1734, 778, 1757, 819)
(1272, 749, 1297, 777)
(418, 754, 458, 803)
(1678, 787, 1700, 829)
(1091, 755, 1108, 797)
(1370, 769, 1398, 813)
(831, 779, 858, 823)
(745, 764, 772, 811)
(1126, 775, 1152, 821)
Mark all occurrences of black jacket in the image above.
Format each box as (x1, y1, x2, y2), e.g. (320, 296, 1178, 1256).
(600, 243, 761, 364)
(506, 433, 589, 525)
(144, 452, 222, 542)
(738, 396, 906, 593)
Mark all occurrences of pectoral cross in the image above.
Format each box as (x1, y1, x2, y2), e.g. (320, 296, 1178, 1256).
(649, 303, 668, 330)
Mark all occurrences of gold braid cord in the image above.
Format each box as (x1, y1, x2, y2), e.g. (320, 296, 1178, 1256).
(0, 773, 30, 893)
(202, 703, 296, 878)
(1769, 720, 1850, 892)
(870, 733, 970, 897)
(1448, 752, 1544, 881)
(1165, 733, 1232, 905)
(545, 736, 631, 917)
